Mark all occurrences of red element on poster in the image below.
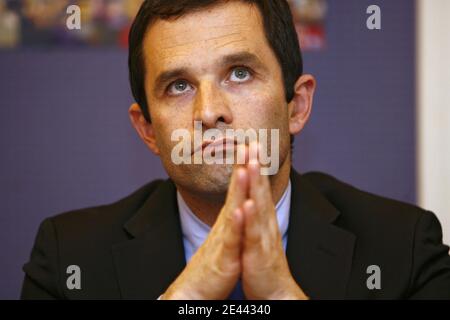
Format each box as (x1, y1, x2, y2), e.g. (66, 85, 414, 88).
(288, 0, 328, 51)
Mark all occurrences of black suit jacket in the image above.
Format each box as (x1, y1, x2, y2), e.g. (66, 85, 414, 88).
(21, 170, 450, 299)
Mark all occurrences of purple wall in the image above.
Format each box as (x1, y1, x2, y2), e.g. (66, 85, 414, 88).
(297, 0, 416, 202)
(0, 0, 415, 299)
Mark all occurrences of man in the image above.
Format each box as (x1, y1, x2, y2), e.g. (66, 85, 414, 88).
(21, 0, 450, 299)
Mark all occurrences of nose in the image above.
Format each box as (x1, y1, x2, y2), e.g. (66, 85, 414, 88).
(193, 80, 233, 129)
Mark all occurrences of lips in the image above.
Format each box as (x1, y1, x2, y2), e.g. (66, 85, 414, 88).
(192, 138, 238, 156)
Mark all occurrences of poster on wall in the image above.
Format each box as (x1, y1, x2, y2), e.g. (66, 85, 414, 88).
(0, 0, 327, 50)
(0, 0, 143, 48)
(288, 0, 328, 51)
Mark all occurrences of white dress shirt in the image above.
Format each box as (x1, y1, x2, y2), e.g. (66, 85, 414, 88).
(177, 180, 292, 263)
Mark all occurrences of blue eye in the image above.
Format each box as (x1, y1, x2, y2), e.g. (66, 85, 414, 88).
(230, 67, 252, 83)
(167, 80, 192, 96)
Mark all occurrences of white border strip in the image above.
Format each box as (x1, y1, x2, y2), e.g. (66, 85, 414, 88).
(417, 0, 450, 246)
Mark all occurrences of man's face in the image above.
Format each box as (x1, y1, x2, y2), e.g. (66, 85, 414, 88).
(142, 1, 292, 195)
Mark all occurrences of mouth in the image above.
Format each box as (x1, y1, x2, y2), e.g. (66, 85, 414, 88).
(192, 138, 239, 156)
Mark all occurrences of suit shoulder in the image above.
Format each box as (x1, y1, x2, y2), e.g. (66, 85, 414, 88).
(48, 179, 165, 234)
(302, 171, 425, 232)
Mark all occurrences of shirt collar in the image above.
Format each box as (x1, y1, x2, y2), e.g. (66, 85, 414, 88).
(177, 179, 292, 261)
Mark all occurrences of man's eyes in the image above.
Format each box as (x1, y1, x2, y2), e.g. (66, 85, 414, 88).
(165, 67, 253, 96)
(229, 67, 252, 83)
(167, 80, 192, 96)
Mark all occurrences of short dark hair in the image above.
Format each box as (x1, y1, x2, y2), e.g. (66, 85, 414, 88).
(128, 0, 303, 123)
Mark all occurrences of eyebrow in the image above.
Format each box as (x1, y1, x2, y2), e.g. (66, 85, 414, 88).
(153, 52, 267, 95)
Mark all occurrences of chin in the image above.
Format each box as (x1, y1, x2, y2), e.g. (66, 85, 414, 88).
(171, 163, 234, 195)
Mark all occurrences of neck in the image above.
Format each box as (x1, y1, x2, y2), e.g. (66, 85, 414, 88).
(176, 158, 291, 227)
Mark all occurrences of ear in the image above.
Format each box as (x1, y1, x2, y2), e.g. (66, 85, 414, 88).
(128, 103, 160, 155)
(287, 74, 316, 135)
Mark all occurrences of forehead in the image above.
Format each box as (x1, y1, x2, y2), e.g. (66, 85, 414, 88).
(142, 1, 270, 76)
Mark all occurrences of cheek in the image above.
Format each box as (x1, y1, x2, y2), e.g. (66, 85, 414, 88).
(150, 115, 181, 153)
(230, 89, 286, 130)
(149, 102, 188, 139)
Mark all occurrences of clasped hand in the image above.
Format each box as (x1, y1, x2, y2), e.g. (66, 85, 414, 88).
(162, 142, 308, 300)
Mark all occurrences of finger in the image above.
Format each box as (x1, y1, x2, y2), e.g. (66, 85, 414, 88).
(225, 166, 249, 211)
(248, 141, 260, 187)
(248, 140, 259, 165)
(248, 143, 273, 213)
(242, 199, 261, 246)
(221, 207, 244, 261)
(216, 167, 247, 266)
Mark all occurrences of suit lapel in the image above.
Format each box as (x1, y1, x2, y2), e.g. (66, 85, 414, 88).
(111, 179, 186, 299)
(287, 170, 356, 299)
(111, 170, 355, 300)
